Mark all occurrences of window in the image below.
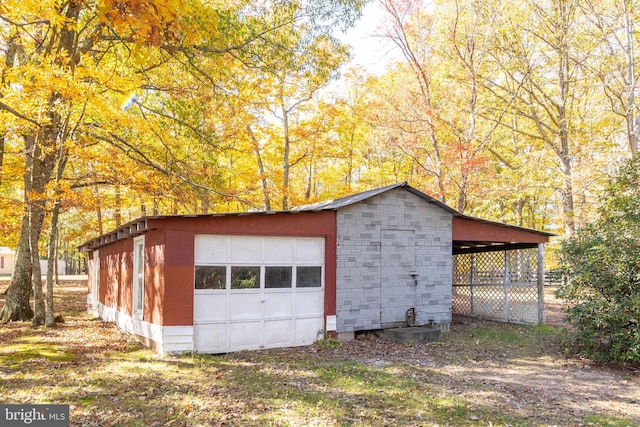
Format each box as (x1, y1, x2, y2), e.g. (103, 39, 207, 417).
(133, 236, 145, 318)
(195, 266, 226, 289)
(265, 266, 292, 288)
(194, 264, 322, 290)
(297, 266, 322, 288)
(231, 266, 260, 289)
(91, 250, 99, 307)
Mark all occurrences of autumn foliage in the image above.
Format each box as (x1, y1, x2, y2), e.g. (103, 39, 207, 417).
(1, 0, 640, 326)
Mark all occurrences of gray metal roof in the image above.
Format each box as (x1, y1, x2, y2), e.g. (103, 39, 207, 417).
(290, 182, 459, 214)
(79, 182, 553, 252)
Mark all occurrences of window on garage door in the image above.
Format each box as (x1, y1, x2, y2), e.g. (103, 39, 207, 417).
(296, 266, 321, 288)
(195, 266, 226, 290)
(194, 265, 321, 289)
(265, 267, 292, 288)
(231, 266, 260, 289)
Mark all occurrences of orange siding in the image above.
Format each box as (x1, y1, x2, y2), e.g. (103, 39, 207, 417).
(98, 239, 133, 315)
(162, 229, 196, 325)
(144, 229, 165, 325)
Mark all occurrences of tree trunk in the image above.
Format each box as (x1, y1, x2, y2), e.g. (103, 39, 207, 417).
(515, 198, 526, 227)
(456, 177, 467, 213)
(0, 37, 17, 188)
(45, 149, 67, 327)
(29, 117, 58, 326)
(200, 193, 210, 213)
(621, 0, 639, 157)
(247, 126, 271, 211)
(0, 219, 33, 322)
(282, 101, 291, 211)
(0, 132, 39, 322)
(305, 161, 313, 201)
(1, 117, 58, 323)
(559, 154, 575, 235)
(0, 136, 4, 187)
(30, 203, 45, 327)
(45, 200, 60, 327)
(95, 186, 104, 235)
(115, 184, 122, 227)
(557, 0, 575, 235)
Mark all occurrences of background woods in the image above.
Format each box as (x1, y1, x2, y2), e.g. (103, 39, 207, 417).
(0, 0, 638, 324)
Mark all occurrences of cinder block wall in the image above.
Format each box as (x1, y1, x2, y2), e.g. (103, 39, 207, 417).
(335, 189, 452, 332)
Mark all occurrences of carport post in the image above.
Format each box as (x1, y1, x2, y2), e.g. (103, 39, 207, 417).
(537, 243, 545, 324)
(470, 253, 475, 316)
(503, 250, 509, 322)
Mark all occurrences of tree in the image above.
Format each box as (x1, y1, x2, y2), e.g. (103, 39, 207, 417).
(0, 0, 365, 323)
(486, 0, 618, 236)
(375, 0, 520, 213)
(557, 155, 640, 366)
(377, 0, 448, 204)
(582, 0, 640, 158)
(251, 25, 351, 210)
(0, 0, 189, 323)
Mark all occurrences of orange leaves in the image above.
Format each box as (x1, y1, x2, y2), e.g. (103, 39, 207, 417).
(99, 0, 184, 46)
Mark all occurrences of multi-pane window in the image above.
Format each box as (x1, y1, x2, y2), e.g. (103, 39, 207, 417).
(194, 265, 321, 290)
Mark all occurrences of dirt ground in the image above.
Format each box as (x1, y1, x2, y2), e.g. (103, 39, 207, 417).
(307, 320, 640, 425)
(1, 279, 638, 425)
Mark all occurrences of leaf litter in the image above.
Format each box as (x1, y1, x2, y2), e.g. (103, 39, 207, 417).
(0, 279, 638, 426)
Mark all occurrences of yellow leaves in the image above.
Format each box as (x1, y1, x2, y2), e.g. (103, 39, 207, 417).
(0, 0, 80, 38)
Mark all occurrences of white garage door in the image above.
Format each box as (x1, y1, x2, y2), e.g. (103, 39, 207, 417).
(193, 235, 325, 353)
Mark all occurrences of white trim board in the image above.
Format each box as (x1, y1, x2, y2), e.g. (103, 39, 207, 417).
(93, 302, 194, 355)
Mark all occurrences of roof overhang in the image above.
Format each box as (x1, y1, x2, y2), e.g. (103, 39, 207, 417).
(78, 218, 149, 252)
(452, 216, 554, 255)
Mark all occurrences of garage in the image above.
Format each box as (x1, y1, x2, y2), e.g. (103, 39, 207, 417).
(193, 235, 325, 353)
(81, 182, 551, 355)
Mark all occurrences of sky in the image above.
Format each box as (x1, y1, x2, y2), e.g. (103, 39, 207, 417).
(335, 1, 402, 74)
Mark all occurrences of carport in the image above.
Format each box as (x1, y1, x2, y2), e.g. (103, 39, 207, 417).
(451, 216, 555, 325)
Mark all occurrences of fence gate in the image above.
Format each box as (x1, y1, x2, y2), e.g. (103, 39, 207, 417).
(452, 247, 544, 325)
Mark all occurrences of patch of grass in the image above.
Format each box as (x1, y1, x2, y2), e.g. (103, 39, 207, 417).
(490, 326, 525, 343)
(315, 336, 340, 349)
(469, 324, 556, 344)
(444, 321, 564, 360)
(0, 340, 76, 366)
(583, 415, 639, 427)
(77, 395, 95, 406)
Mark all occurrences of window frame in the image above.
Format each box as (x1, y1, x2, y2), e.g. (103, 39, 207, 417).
(194, 265, 227, 290)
